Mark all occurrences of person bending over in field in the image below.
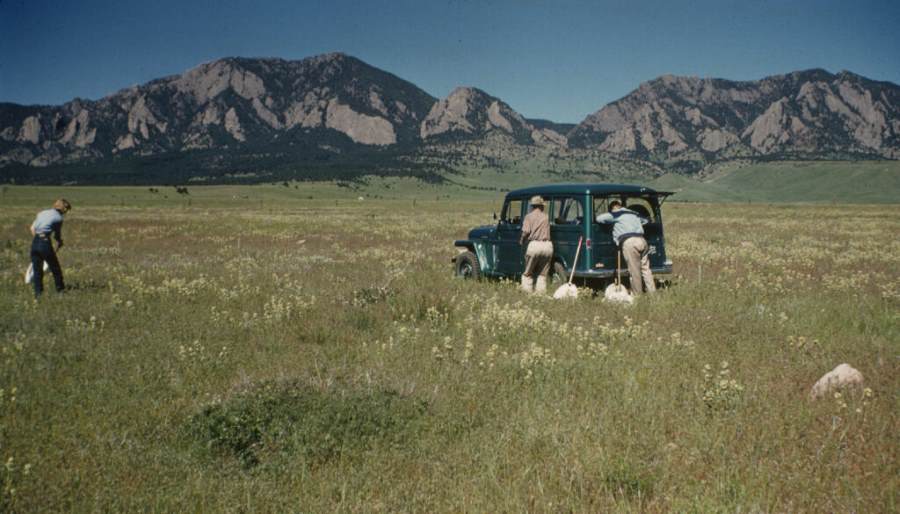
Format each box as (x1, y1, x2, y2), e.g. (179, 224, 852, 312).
(596, 199, 655, 296)
(519, 196, 553, 294)
(29, 198, 71, 298)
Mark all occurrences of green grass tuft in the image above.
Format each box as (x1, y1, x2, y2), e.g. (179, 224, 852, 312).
(186, 381, 427, 468)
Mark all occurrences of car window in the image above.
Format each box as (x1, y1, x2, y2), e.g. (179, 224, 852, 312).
(593, 195, 656, 223)
(502, 199, 524, 225)
(624, 197, 656, 222)
(593, 196, 620, 222)
(551, 197, 583, 225)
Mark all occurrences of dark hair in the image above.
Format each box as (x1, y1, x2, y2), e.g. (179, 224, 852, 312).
(609, 199, 622, 209)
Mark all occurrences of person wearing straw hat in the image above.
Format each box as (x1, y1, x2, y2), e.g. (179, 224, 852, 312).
(28, 198, 71, 298)
(596, 199, 655, 296)
(519, 195, 553, 294)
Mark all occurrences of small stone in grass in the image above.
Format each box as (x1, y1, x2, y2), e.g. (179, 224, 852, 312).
(809, 363, 863, 400)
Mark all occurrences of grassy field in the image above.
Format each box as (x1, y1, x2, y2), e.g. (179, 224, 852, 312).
(413, 143, 900, 204)
(1, 185, 898, 512)
(649, 160, 900, 204)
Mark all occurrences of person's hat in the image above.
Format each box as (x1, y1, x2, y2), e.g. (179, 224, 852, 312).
(529, 196, 545, 207)
(53, 198, 72, 213)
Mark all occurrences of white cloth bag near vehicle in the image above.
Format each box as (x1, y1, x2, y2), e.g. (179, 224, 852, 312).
(604, 250, 634, 304)
(24, 261, 50, 284)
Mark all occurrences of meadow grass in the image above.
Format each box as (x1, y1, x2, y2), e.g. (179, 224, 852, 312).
(0, 185, 897, 512)
(650, 160, 900, 204)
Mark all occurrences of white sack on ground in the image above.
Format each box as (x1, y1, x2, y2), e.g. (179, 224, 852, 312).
(553, 283, 578, 299)
(809, 363, 864, 399)
(604, 283, 633, 304)
(24, 261, 49, 284)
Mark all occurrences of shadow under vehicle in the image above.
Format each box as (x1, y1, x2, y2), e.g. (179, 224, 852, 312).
(452, 183, 674, 287)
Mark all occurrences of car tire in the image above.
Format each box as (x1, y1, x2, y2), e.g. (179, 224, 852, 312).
(455, 251, 481, 280)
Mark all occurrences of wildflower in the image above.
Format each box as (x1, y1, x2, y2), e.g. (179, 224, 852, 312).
(703, 362, 744, 411)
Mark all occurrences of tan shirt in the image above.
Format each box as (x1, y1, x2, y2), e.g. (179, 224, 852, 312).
(520, 208, 551, 244)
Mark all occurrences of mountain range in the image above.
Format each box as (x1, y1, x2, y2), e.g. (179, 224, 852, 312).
(1, 52, 897, 182)
(569, 69, 900, 167)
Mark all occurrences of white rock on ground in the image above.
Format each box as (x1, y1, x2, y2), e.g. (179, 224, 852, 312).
(809, 363, 864, 399)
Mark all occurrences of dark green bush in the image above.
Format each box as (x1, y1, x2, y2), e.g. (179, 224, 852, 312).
(186, 380, 427, 467)
(349, 286, 395, 307)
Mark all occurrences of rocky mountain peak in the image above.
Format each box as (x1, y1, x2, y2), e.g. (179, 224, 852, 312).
(420, 86, 565, 146)
(314, 51, 351, 63)
(792, 68, 833, 80)
(648, 74, 702, 91)
(448, 86, 488, 98)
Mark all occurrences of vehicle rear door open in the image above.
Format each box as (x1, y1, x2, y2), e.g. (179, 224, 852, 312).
(625, 196, 665, 268)
(593, 194, 669, 270)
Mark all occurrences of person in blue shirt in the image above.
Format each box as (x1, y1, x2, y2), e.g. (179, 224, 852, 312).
(29, 198, 71, 298)
(595, 199, 656, 295)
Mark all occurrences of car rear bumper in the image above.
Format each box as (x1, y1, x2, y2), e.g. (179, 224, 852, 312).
(572, 264, 673, 280)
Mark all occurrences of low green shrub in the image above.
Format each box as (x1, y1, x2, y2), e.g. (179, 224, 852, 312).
(349, 286, 395, 306)
(186, 380, 427, 467)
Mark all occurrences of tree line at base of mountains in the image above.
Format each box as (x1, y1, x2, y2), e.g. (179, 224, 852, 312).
(0, 144, 449, 186)
(0, 140, 890, 186)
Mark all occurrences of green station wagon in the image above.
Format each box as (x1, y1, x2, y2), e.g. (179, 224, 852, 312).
(453, 183, 674, 286)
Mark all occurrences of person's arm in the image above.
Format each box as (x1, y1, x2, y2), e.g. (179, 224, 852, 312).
(53, 220, 64, 248)
(519, 215, 532, 245)
(595, 212, 613, 224)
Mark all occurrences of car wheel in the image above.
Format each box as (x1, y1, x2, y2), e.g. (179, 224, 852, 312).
(550, 261, 568, 285)
(455, 251, 481, 280)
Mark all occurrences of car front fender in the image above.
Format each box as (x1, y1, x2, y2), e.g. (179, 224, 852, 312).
(454, 240, 476, 253)
(453, 239, 497, 275)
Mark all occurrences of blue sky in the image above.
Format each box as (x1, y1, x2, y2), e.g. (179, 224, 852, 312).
(2, 0, 898, 123)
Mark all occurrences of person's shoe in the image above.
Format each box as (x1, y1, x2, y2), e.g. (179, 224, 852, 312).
(520, 276, 533, 293)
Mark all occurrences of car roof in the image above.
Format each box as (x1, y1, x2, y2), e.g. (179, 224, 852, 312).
(506, 183, 673, 198)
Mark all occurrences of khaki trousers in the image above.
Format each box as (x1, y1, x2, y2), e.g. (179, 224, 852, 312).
(621, 237, 656, 295)
(522, 241, 553, 293)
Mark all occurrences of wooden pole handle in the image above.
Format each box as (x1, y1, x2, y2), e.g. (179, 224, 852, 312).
(616, 248, 621, 286)
(568, 236, 582, 285)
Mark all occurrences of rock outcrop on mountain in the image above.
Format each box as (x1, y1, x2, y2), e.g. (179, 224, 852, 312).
(568, 69, 900, 166)
(420, 87, 566, 147)
(0, 53, 436, 167)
